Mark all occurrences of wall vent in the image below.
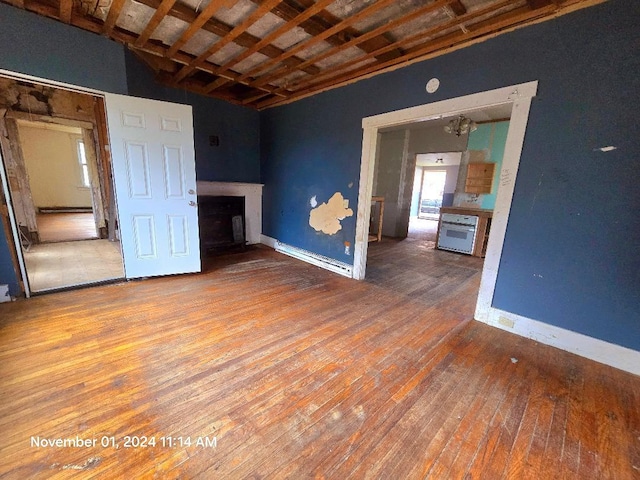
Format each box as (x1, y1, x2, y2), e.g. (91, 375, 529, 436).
(275, 241, 352, 278)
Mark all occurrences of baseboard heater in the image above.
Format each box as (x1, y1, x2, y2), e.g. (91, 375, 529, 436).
(38, 207, 93, 213)
(275, 241, 352, 278)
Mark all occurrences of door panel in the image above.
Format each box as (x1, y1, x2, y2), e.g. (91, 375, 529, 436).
(105, 93, 200, 279)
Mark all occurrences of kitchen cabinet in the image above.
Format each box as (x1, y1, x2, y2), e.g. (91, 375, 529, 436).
(465, 162, 496, 194)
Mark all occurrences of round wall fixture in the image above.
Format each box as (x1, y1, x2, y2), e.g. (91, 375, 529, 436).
(426, 78, 440, 94)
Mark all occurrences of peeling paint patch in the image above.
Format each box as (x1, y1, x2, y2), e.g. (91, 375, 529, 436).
(309, 192, 353, 235)
(310, 195, 317, 208)
(595, 146, 617, 152)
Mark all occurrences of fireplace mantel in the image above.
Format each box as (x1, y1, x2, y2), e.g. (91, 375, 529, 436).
(196, 181, 263, 245)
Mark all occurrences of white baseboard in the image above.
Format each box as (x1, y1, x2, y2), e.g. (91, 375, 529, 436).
(263, 235, 638, 376)
(480, 307, 640, 376)
(260, 234, 277, 249)
(261, 235, 352, 278)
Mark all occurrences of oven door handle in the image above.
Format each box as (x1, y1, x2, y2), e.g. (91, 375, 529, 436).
(441, 223, 475, 232)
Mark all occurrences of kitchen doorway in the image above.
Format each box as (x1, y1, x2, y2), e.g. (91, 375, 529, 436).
(354, 82, 537, 325)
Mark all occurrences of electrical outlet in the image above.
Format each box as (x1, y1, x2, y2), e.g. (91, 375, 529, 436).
(498, 316, 515, 328)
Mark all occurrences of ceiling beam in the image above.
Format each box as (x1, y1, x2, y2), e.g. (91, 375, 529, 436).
(246, 0, 453, 91)
(166, 0, 237, 59)
(172, 0, 283, 84)
(202, 0, 335, 92)
(134, 0, 178, 48)
(262, 0, 401, 62)
(5, 0, 25, 8)
(526, 0, 554, 8)
(257, 3, 556, 109)
(59, 0, 72, 24)
(133, 0, 320, 76)
(449, 0, 467, 16)
(281, 0, 515, 94)
(20, 0, 286, 101)
(235, 0, 398, 84)
(103, 0, 127, 35)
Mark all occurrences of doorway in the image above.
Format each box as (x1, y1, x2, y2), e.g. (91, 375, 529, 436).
(354, 81, 537, 325)
(0, 75, 124, 294)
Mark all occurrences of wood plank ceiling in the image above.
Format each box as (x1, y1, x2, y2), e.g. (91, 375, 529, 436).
(3, 0, 602, 109)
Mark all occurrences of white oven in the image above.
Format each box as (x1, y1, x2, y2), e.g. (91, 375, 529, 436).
(437, 213, 478, 255)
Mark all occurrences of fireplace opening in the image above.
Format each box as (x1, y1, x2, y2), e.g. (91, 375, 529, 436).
(198, 195, 246, 255)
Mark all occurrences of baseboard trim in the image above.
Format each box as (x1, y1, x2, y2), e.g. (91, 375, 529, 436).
(480, 307, 640, 376)
(260, 234, 277, 249)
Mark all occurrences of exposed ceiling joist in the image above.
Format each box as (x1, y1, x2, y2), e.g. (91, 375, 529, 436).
(235, 0, 399, 84)
(134, 0, 178, 48)
(202, 0, 336, 92)
(4, 0, 604, 109)
(173, 0, 283, 84)
(166, 0, 237, 58)
(245, 0, 454, 91)
(103, 0, 126, 35)
(133, 0, 320, 76)
(59, 0, 72, 24)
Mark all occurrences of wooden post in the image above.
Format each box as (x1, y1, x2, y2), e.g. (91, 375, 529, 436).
(1, 117, 39, 243)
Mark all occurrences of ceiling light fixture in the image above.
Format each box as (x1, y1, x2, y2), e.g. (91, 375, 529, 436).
(444, 115, 477, 136)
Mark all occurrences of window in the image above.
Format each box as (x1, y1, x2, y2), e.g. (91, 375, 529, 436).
(76, 139, 90, 188)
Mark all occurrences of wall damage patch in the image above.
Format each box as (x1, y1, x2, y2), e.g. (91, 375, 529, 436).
(309, 192, 353, 235)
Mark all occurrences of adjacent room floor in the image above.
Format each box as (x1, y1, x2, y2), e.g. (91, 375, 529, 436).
(408, 215, 439, 242)
(36, 212, 97, 243)
(1, 240, 638, 478)
(23, 239, 124, 292)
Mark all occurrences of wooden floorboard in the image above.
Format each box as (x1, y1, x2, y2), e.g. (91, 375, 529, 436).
(36, 213, 97, 243)
(0, 242, 639, 479)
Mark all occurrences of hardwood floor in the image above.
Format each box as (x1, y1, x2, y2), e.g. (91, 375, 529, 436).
(36, 213, 97, 243)
(23, 240, 124, 292)
(0, 244, 638, 479)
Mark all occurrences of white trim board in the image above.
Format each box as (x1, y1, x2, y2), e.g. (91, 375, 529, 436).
(0, 68, 112, 298)
(355, 80, 639, 377)
(486, 308, 640, 376)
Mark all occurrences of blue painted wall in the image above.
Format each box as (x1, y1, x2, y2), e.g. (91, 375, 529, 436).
(260, 0, 640, 350)
(0, 3, 128, 94)
(125, 52, 260, 183)
(0, 3, 129, 296)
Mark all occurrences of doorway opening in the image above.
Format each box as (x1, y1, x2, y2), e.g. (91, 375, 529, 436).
(416, 170, 446, 220)
(354, 82, 537, 324)
(0, 74, 124, 295)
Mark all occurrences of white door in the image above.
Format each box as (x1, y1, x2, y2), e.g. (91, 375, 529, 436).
(105, 93, 200, 278)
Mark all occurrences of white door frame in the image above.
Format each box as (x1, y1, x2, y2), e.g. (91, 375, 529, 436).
(355, 80, 640, 376)
(354, 81, 538, 325)
(0, 69, 110, 297)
